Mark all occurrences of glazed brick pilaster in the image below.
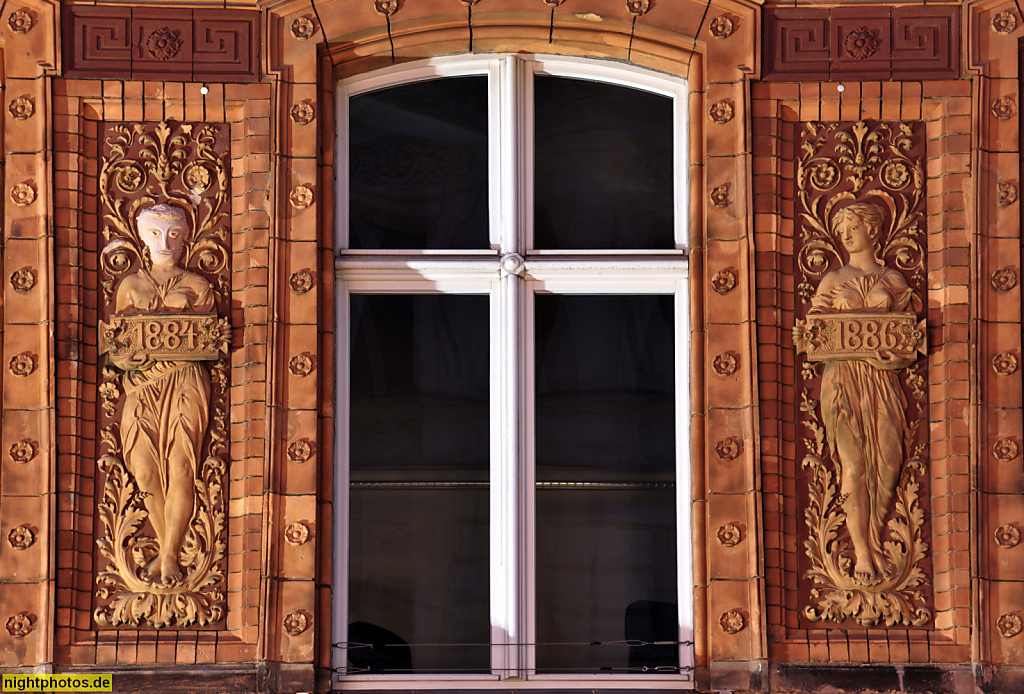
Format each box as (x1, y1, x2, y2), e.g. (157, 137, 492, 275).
(0, 0, 59, 670)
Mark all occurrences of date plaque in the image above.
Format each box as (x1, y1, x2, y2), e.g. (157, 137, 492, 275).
(794, 312, 926, 362)
(99, 314, 230, 361)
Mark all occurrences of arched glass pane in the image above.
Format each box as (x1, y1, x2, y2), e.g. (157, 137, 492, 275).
(534, 77, 674, 250)
(349, 77, 489, 249)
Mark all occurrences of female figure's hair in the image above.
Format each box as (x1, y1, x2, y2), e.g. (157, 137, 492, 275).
(832, 201, 886, 240)
(136, 202, 188, 224)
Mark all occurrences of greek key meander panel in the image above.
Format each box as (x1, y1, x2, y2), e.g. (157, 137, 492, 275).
(793, 120, 932, 629)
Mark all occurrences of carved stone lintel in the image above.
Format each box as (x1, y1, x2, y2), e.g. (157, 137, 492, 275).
(5, 614, 32, 638)
(7, 526, 35, 550)
(711, 269, 737, 294)
(8, 96, 33, 120)
(10, 268, 35, 293)
(998, 613, 1023, 638)
(992, 97, 1018, 120)
(993, 438, 1020, 462)
(719, 610, 745, 634)
(289, 271, 313, 294)
(9, 353, 34, 377)
(709, 15, 734, 39)
(291, 17, 316, 40)
(993, 352, 1019, 376)
(284, 610, 310, 635)
(993, 11, 1018, 35)
(995, 524, 1021, 548)
(992, 268, 1018, 291)
(709, 100, 734, 124)
(717, 523, 742, 547)
(715, 437, 741, 461)
(285, 522, 311, 546)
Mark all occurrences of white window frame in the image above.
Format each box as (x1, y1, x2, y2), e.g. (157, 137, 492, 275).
(333, 54, 693, 689)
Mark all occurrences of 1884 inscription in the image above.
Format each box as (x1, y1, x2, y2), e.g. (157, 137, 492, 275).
(99, 314, 230, 362)
(794, 312, 926, 362)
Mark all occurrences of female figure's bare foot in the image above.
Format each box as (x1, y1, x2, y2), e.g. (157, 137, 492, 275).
(159, 555, 183, 585)
(854, 557, 878, 584)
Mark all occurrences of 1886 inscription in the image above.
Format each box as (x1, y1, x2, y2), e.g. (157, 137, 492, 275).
(794, 312, 927, 362)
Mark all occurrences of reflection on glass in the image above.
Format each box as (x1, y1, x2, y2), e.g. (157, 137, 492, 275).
(535, 294, 678, 673)
(349, 77, 489, 249)
(349, 295, 490, 673)
(534, 77, 674, 250)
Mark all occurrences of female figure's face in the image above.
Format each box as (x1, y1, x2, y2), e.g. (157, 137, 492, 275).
(139, 215, 187, 267)
(837, 212, 875, 254)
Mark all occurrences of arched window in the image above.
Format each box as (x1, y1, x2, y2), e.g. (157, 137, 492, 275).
(334, 54, 693, 687)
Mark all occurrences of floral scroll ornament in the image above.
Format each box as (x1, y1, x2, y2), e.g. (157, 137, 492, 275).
(999, 182, 1018, 207)
(709, 100, 734, 124)
(993, 438, 1020, 462)
(998, 613, 1023, 638)
(712, 269, 737, 294)
(710, 185, 730, 208)
(843, 27, 880, 60)
(713, 353, 738, 376)
(10, 183, 35, 206)
(626, 0, 650, 17)
(715, 437, 741, 461)
(285, 522, 311, 546)
(374, 0, 398, 16)
(290, 103, 315, 125)
(10, 268, 35, 293)
(5, 614, 32, 638)
(717, 523, 742, 547)
(8, 96, 33, 120)
(290, 17, 316, 40)
(7, 526, 35, 550)
(284, 610, 310, 636)
(289, 185, 314, 209)
(993, 352, 1018, 376)
(882, 161, 911, 190)
(10, 440, 35, 464)
(145, 28, 183, 60)
(289, 354, 313, 377)
(709, 15, 734, 39)
(719, 610, 745, 634)
(995, 524, 1021, 548)
(7, 10, 32, 34)
(288, 440, 312, 463)
(290, 271, 313, 294)
(992, 268, 1018, 291)
(992, 97, 1018, 120)
(992, 11, 1018, 35)
(9, 353, 34, 377)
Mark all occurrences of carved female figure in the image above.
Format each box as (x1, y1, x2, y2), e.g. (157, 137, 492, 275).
(109, 203, 214, 585)
(805, 201, 921, 584)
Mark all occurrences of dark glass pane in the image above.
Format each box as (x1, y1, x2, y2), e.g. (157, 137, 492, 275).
(534, 294, 677, 673)
(349, 77, 489, 249)
(534, 77, 674, 250)
(349, 295, 490, 673)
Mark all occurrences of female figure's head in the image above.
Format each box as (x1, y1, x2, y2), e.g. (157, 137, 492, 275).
(833, 202, 885, 256)
(137, 203, 189, 268)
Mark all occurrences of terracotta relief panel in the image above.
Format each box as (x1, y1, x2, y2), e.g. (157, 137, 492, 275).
(91, 121, 231, 629)
(792, 121, 932, 628)
(764, 7, 958, 80)
(62, 6, 259, 81)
